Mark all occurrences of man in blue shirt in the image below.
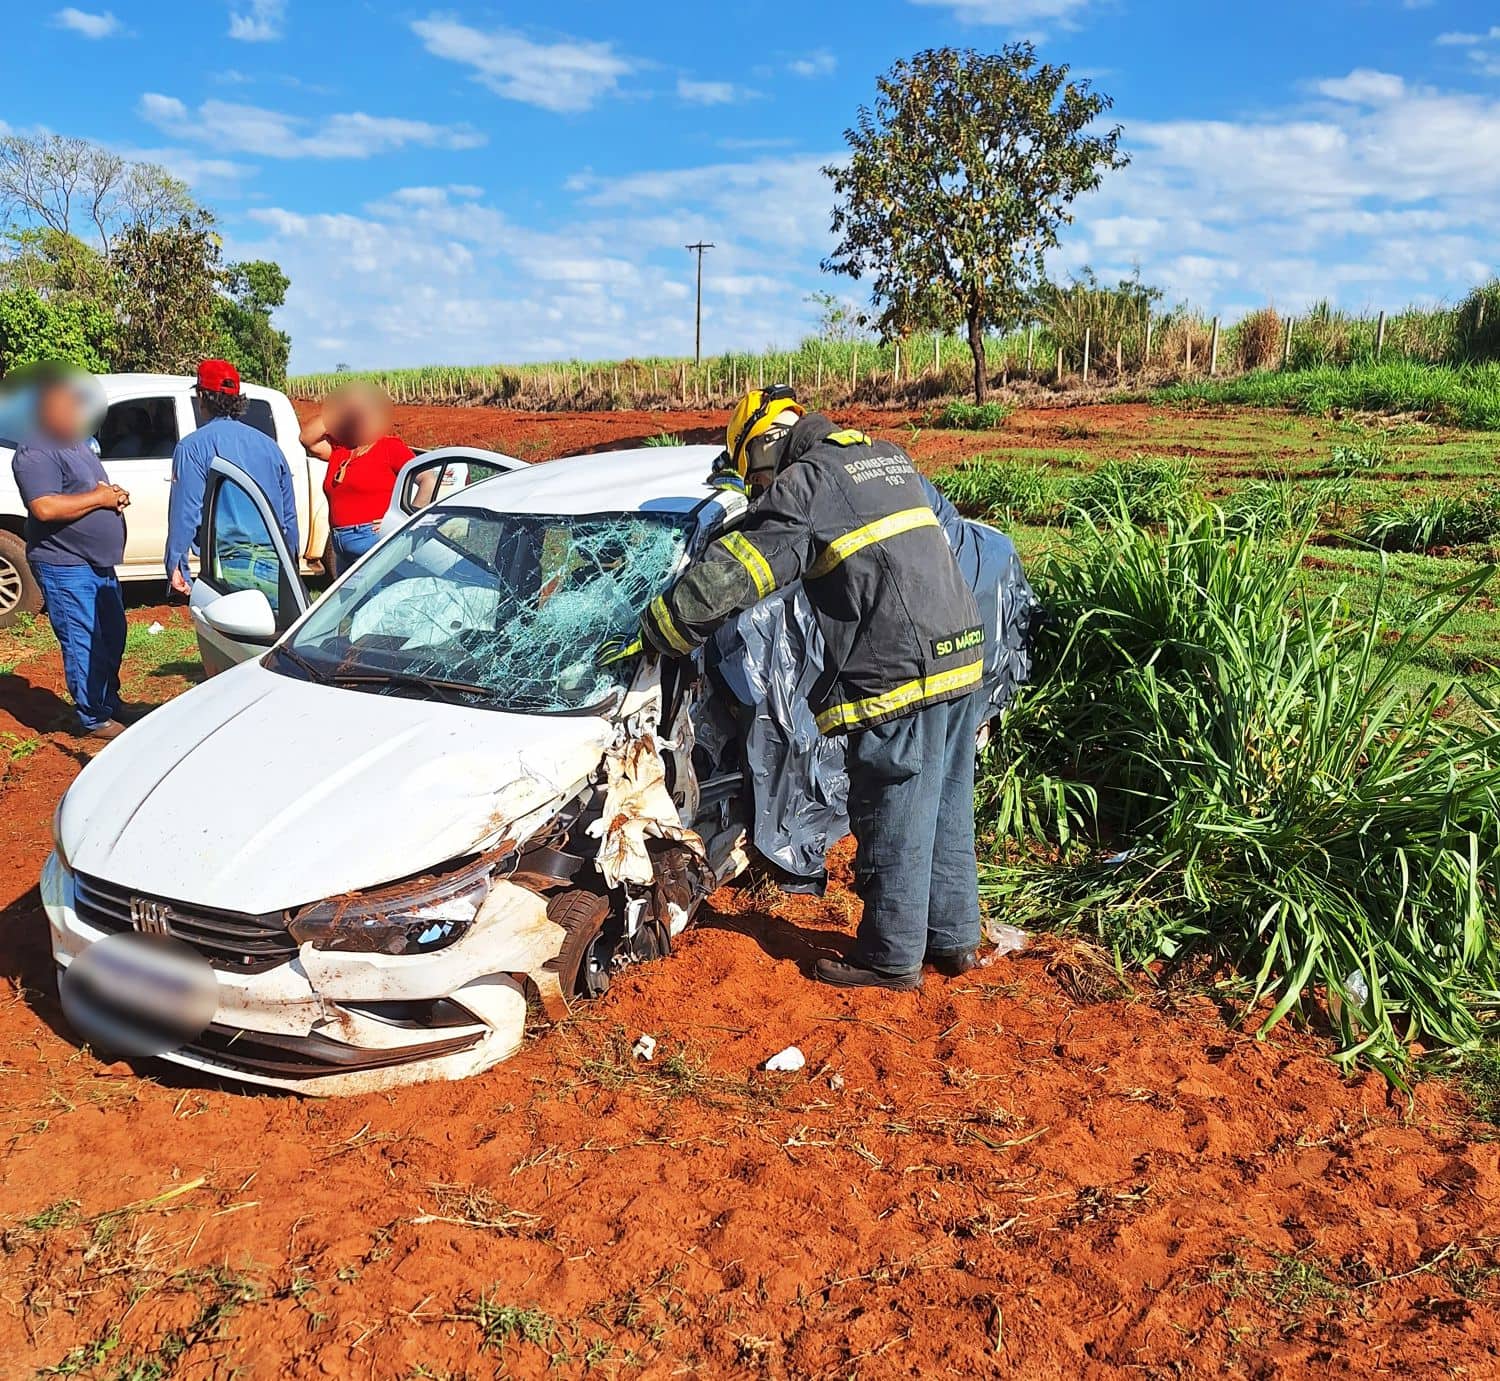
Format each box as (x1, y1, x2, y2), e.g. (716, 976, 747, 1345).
(165, 359, 299, 595)
(11, 368, 132, 738)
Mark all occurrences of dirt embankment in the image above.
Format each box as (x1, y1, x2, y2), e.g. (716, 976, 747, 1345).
(1, 411, 1497, 1377)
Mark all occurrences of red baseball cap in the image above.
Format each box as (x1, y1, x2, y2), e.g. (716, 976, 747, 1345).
(196, 358, 241, 395)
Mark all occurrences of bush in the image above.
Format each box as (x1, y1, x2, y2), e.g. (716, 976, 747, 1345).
(1235, 306, 1283, 371)
(0, 287, 115, 374)
(1068, 455, 1195, 526)
(1222, 478, 1334, 536)
(938, 399, 1013, 430)
(977, 508, 1500, 1074)
(933, 459, 1061, 523)
(1356, 492, 1500, 551)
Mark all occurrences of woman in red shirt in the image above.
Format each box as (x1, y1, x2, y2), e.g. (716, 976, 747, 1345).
(300, 384, 415, 571)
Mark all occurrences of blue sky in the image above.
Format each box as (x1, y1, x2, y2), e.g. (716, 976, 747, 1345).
(8, 0, 1500, 372)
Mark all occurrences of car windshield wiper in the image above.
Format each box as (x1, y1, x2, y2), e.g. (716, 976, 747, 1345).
(271, 645, 332, 685)
(327, 671, 499, 705)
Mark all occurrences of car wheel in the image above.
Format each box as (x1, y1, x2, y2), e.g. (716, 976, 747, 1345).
(542, 890, 613, 1009)
(0, 530, 40, 628)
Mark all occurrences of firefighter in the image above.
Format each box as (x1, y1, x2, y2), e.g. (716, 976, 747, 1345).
(641, 386, 987, 990)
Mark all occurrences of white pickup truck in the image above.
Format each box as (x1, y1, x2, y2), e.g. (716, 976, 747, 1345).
(0, 373, 330, 626)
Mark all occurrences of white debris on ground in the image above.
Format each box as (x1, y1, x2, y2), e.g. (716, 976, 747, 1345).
(763, 1046, 805, 1073)
(146, 621, 164, 635)
(829, 1072, 845, 1092)
(982, 922, 1030, 961)
(631, 1033, 657, 1062)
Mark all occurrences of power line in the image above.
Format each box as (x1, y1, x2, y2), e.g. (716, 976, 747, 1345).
(686, 241, 714, 365)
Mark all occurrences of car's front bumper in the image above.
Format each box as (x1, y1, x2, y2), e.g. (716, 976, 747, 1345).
(42, 852, 534, 1095)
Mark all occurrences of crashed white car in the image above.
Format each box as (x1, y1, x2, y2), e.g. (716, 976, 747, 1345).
(43, 445, 762, 1093)
(43, 443, 1034, 1095)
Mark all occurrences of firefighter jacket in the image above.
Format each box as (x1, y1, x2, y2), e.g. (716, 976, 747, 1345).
(642, 413, 985, 735)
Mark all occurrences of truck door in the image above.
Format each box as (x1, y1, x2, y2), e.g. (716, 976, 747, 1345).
(188, 458, 310, 675)
(96, 393, 181, 570)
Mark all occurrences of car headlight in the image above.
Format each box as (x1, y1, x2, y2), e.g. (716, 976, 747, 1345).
(288, 856, 502, 955)
(52, 795, 71, 872)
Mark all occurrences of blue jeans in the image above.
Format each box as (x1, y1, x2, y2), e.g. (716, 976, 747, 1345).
(844, 691, 984, 974)
(332, 523, 379, 571)
(33, 562, 126, 731)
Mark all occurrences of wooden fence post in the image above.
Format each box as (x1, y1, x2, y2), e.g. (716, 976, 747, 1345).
(816, 354, 822, 392)
(1144, 317, 1154, 365)
(933, 333, 940, 377)
(1185, 332, 1193, 374)
(1209, 316, 1221, 375)
(850, 346, 858, 394)
(1025, 324, 1035, 375)
(1115, 340, 1123, 376)
(758, 356, 765, 389)
(680, 362, 687, 401)
(1082, 327, 1091, 383)
(1055, 345, 1064, 384)
(1283, 317, 1293, 368)
(1376, 310, 1387, 359)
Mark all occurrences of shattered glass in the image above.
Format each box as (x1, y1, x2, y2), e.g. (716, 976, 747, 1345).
(278, 508, 692, 712)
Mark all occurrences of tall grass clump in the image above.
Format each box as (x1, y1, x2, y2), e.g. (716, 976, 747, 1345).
(934, 459, 1062, 524)
(1068, 456, 1196, 526)
(1233, 307, 1283, 371)
(1222, 477, 1335, 536)
(978, 509, 1500, 1074)
(1156, 360, 1500, 431)
(938, 399, 1013, 429)
(1455, 281, 1500, 362)
(1356, 491, 1500, 551)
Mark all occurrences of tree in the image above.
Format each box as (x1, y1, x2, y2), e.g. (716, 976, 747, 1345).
(0, 288, 114, 374)
(823, 44, 1129, 402)
(0, 134, 192, 253)
(214, 259, 292, 386)
(111, 214, 224, 373)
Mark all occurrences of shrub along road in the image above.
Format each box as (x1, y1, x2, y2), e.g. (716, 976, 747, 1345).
(1, 405, 1498, 1376)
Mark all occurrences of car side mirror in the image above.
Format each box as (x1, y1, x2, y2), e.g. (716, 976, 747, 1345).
(200, 588, 277, 641)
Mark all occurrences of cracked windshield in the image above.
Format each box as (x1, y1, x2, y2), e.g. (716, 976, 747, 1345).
(275, 508, 692, 712)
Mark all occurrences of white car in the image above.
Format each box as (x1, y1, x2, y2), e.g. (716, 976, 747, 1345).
(0, 373, 329, 626)
(42, 442, 1033, 1095)
(43, 444, 763, 1094)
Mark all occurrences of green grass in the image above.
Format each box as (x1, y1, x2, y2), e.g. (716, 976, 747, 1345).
(934, 458, 1063, 524)
(1067, 455, 1197, 526)
(1356, 492, 1500, 551)
(939, 399, 1014, 430)
(466, 1295, 558, 1354)
(1155, 360, 1500, 431)
(977, 507, 1500, 1077)
(641, 432, 682, 447)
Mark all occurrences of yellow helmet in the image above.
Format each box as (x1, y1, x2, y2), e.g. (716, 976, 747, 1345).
(725, 385, 802, 479)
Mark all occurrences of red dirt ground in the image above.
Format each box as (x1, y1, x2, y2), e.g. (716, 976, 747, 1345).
(3, 410, 1499, 1378)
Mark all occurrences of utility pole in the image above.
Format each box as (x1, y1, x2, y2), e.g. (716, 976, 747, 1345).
(686, 241, 714, 364)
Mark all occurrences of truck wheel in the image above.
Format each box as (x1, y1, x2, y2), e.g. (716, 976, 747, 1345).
(0, 530, 40, 628)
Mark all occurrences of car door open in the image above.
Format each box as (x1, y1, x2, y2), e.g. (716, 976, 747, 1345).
(384, 448, 527, 531)
(189, 457, 310, 675)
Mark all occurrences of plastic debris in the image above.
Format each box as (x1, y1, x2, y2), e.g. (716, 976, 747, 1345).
(1329, 971, 1371, 1032)
(146, 621, 164, 636)
(631, 1034, 656, 1062)
(980, 923, 1030, 963)
(828, 1072, 845, 1092)
(763, 1045, 805, 1073)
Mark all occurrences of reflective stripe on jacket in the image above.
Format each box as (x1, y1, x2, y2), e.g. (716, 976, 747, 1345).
(642, 413, 984, 734)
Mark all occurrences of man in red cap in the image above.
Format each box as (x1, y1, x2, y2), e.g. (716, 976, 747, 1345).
(165, 359, 299, 598)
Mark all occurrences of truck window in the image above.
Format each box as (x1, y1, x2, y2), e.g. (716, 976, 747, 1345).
(97, 397, 179, 460)
(190, 396, 278, 439)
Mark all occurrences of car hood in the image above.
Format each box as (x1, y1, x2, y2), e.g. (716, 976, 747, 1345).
(60, 661, 614, 912)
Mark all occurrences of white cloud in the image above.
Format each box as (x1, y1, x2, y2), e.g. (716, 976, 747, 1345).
(228, 0, 285, 42)
(411, 15, 634, 113)
(1315, 69, 1405, 104)
(231, 166, 833, 371)
(138, 93, 485, 158)
(788, 51, 837, 78)
(1435, 27, 1500, 46)
(1052, 74, 1500, 314)
(676, 78, 747, 106)
(908, 0, 1097, 28)
(53, 8, 120, 38)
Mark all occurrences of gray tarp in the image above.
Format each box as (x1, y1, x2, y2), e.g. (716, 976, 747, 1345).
(710, 482, 1039, 884)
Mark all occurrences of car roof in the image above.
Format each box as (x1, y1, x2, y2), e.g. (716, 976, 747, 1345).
(450, 444, 730, 517)
(100, 373, 283, 402)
